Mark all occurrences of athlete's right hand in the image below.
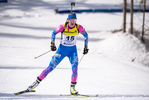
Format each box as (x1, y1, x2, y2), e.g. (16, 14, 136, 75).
(51, 42, 57, 51)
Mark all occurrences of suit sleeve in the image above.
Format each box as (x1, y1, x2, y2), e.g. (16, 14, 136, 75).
(78, 25, 88, 46)
(51, 25, 64, 42)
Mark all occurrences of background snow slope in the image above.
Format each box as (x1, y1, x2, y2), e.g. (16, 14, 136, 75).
(0, 0, 149, 100)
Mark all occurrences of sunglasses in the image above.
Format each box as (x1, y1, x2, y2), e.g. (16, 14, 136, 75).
(69, 19, 77, 22)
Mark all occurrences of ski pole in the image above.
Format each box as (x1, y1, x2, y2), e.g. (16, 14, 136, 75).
(34, 50, 51, 59)
(78, 54, 85, 64)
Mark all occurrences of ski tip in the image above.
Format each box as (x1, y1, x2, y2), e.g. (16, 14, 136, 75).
(14, 93, 19, 95)
(14, 90, 36, 95)
(34, 57, 37, 59)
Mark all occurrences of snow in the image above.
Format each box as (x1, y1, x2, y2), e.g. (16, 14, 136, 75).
(0, 0, 149, 100)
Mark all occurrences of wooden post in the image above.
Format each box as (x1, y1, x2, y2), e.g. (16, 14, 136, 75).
(141, 0, 146, 43)
(123, 0, 127, 33)
(130, 0, 133, 34)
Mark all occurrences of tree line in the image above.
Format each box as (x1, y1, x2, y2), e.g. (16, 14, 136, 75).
(123, 0, 147, 43)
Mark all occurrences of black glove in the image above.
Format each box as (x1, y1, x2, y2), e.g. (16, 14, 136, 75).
(83, 46, 89, 55)
(51, 42, 57, 51)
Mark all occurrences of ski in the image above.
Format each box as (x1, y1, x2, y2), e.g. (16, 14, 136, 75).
(60, 94, 98, 97)
(14, 89, 35, 95)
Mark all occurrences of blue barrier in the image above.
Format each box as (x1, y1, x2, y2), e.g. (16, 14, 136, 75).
(55, 9, 149, 14)
(0, 0, 7, 3)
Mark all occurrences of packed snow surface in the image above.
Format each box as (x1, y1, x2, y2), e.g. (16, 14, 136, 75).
(0, 0, 149, 100)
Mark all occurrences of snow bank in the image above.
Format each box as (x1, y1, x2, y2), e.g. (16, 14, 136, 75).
(92, 32, 149, 66)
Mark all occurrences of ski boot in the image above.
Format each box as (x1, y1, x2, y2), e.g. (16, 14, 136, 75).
(70, 82, 78, 95)
(27, 77, 42, 91)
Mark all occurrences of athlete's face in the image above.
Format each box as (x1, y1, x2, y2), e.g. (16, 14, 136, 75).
(68, 19, 76, 28)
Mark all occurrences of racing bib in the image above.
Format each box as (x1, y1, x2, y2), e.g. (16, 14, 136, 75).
(61, 34, 78, 46)
(61, 24, 79, 46)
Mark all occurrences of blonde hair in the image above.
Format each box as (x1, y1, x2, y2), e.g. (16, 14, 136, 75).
(68, 12, 76, 15)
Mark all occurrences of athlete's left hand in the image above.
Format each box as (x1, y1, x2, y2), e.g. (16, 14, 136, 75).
(83, 46, 89, 55)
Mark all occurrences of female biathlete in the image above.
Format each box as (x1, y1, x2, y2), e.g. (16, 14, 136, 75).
(27, 12, 89, 95)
